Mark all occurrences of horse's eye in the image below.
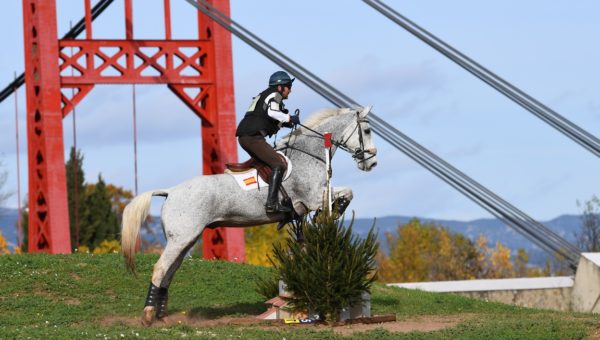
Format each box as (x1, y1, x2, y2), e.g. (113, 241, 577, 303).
(364, 129, 371, 135)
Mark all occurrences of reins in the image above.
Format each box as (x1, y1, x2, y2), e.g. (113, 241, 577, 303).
(276, 110, 376, 164)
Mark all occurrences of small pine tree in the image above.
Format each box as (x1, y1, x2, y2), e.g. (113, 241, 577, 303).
(66, 147, 85, 250)
(269, 212, 378, 322)
(81, 175, 119, 249)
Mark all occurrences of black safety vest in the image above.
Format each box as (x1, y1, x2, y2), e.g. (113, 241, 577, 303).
(236, 87, 284, 137)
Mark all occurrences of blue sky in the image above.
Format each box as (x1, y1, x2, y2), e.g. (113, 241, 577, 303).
(0, 1, 598, 221)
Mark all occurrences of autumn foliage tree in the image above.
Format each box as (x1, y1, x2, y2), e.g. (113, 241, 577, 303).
(377, 219, 481, 282)
(377, 219, 543, 282)
(244, 223, 289, 266)
(0, 232, 10, 254)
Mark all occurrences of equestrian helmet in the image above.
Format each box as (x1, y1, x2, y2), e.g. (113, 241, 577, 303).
(269, 71, 295, 86)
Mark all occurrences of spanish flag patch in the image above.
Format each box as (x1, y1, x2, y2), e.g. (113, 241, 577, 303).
(243, 176, 257, 186)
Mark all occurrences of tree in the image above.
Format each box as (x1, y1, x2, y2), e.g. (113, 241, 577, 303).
(80, 175, 119, 249)
(268, 213, 378, 321)
(17, 197, 28, 252)
(66, 147, 85, 249)
(245, 223, 289, 266)
(487, 242, 514, 279)
(377, 220, 544, 282)
(0, 232, 10, 254)
(0, 160, 11, 207)
(65, 148, 133, 251)
(106, 184, 134, 222)
(514, 248, 529, 277)
(377, 219, 482, 282)
(575, 195, 600, 252)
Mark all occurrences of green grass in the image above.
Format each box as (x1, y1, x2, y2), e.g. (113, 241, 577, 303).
(0, 254, 598, 339)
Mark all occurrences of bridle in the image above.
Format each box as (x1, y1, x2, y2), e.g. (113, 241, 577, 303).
(335, 112, 377, 163)
(278, 110, 377, 164)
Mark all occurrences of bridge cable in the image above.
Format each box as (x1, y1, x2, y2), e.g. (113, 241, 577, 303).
(0, 0, 116, 104)
(183, 0, 581, 268)
(362, 0, 600, 158)
(13, 72, 23, 248)
(69, 20, 80, 248)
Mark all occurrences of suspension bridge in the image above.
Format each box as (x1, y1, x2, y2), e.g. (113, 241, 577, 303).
(0, 1, 597, 270)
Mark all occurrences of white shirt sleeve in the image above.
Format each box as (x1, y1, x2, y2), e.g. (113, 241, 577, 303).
(264, 92, 290, 123)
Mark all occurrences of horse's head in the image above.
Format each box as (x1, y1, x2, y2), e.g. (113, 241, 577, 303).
(340, 106, 378, 172)
(278, 106, 377, 171)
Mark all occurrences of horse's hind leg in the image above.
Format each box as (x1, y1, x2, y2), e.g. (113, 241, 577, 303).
(142, 227, 202, 326)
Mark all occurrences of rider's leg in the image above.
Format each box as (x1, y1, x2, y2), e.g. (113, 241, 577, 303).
(265, 166, 291, 213)
(239, 135, 291, 213)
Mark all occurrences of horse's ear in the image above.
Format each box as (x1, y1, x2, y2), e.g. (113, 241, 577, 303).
(360, 106, 373, 117)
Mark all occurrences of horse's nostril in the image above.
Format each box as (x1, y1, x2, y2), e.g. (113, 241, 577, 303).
(371, 162, 378, 168)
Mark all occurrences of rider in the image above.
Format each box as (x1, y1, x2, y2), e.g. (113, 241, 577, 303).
(236, 71, 301, 214)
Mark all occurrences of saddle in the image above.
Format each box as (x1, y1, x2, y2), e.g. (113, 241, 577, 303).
(226, 155, 297, 233)
(225, 154, 288, 184)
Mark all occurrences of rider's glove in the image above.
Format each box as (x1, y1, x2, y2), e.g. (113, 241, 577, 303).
(290, 114, 300, 126)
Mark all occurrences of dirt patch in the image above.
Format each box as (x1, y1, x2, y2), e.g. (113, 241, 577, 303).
(102, 313, 469, 335)
(333, 315, 466, 336)
(589, 326, 600, 340)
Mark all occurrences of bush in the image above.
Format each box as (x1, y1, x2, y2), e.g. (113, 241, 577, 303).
(269, 212, 378, 321)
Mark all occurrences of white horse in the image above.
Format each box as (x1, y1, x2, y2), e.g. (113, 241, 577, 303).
(121, 106, 377, 325)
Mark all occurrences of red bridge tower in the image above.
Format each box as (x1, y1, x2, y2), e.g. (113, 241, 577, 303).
(22, 0, 245, 260)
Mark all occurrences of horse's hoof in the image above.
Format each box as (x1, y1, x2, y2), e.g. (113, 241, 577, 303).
(141, 306, 156, 326)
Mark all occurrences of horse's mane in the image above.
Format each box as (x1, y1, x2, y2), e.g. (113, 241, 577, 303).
(275, 107, 356, 146)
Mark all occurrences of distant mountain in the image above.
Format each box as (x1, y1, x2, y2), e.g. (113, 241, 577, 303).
(0, 207, 584, 266)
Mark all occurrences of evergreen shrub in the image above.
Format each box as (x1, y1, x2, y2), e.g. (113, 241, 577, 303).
(268, 212, 378, 321)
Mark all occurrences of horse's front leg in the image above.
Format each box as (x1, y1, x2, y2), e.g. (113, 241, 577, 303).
(332, 186, 353, 216)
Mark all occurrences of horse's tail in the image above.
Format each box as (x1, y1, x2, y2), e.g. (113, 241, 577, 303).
(121, 189, 168, 274)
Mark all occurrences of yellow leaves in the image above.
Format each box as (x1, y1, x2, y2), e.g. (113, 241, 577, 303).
(487, 242, 514, 279)
(377, 219, 540, 283)
(74, 240, 121, 254)
(244, 223, 290, 266)
(377, 219, 475, 283)
(0, 232, 21, 254)
(0, 232, 10, 254)
(105, 184, 134, 218)
(75, 245, 91, 253)
(92, 239, 121, 254)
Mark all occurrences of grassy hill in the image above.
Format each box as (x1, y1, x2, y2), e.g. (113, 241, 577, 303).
(0, 254, 598, 338)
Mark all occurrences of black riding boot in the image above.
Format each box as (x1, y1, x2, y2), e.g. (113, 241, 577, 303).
(265, 168, 292, 214)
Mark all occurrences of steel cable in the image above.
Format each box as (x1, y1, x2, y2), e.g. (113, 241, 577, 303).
(184, 0, 580, 268)
(362, 0, 600, 157)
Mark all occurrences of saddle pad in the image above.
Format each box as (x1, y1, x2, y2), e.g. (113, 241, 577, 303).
(225, 152, 292, 191)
